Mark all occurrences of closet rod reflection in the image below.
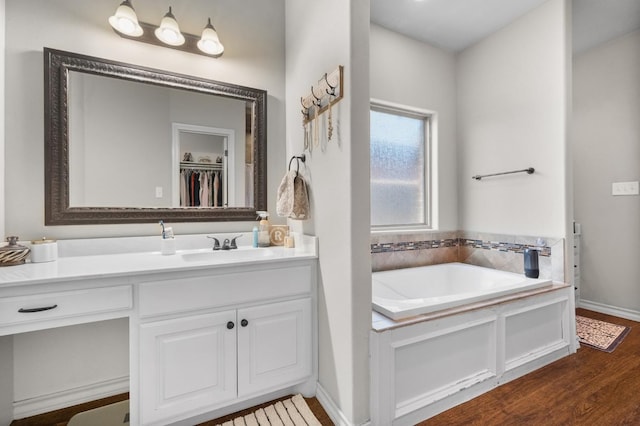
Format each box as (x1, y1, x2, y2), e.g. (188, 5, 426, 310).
(180, 162, 223, 171)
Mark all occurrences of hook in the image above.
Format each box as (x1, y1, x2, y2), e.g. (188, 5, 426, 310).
(311, 85, 323, 107)
(300, 96, 309, 110)
(324, 72, 337, 96)
(288, 154, 306, 178)
(300, 97, 310, 119)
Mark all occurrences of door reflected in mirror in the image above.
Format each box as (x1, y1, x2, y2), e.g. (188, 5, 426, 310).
(173, 123, 238, 208)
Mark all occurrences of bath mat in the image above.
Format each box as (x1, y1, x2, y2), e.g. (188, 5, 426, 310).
(68, 400, 129, 425)
(216, 394, 322, 426)
(576, 315, 631, 353)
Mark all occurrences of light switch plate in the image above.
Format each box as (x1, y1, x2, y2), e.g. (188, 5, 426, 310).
(612, 181, 639, 196)
(155, 186, 163, 198)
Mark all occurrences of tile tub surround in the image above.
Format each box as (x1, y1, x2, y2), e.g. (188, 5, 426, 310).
(371, 231, 565, 282)
(371, 231, 459, 272)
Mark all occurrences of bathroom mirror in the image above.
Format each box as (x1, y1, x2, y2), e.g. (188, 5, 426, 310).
(44, 48, 267, 225)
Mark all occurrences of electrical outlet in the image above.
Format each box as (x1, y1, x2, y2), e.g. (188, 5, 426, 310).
(612, 181, 639, 196)
(155, 186, 163, 198)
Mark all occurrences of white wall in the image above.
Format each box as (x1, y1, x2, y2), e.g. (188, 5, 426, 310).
(369, 24, 458, 231)
(457, 0, 570, 240)
(13, 319, 129, 410)
(285, 1, 371, 424)
(0, 0, 4, 242)
(5, 0, 286, 240)
(69, 74, 170, 207)
(5, 0, 286, 416)
(0, 2, 11, 423)
(573, 30, 640, 315)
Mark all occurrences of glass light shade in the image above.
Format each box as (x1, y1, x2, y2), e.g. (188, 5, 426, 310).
(108, 0, 143, 37)
(154, 7, 185, 46)
(197, 18, 224, 56)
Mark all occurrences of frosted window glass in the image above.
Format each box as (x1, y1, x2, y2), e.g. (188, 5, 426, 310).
(370, 109, 426, 227)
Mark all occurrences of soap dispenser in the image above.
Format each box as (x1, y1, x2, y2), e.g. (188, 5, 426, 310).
(523, 247, 539, 278)
(252, 225, 259, 248)
(257, 211, 270, 247)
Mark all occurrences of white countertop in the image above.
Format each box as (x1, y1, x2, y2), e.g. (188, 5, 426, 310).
(0, 233, 318, 288)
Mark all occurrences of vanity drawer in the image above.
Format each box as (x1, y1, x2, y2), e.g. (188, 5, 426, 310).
(139, 264, 312, 318)
(0, 285, 132, 327)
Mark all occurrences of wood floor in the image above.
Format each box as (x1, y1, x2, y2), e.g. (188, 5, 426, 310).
(10, 309, 638, 426)
(9, 394, 332, 426)
(419, 308, 640, 425)
(10, 393, 129, 426)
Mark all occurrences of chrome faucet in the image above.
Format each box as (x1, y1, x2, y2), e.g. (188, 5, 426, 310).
(208, 235, 242, 250)
(207, 236, 221, 250)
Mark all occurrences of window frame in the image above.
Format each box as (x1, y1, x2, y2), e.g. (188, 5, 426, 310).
(370, 99, 434, 233)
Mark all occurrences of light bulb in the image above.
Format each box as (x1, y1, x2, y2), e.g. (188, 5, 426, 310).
(117, 17, 135, 34)
(161, 28, 179, 44)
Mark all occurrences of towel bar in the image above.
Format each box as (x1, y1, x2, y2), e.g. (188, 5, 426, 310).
(472, 167, 534, 181)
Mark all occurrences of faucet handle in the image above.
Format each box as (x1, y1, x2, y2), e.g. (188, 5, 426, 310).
(207, 236, 221, 250)
(230, 235, 242, 249)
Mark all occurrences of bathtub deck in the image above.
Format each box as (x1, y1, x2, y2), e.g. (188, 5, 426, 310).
(370, 283, 576, 425)
(372, 281, 570, 332)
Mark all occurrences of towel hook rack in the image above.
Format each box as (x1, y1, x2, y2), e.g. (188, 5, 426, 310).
(288, 154, 306, 177)
(472, 167, 535, 181)
(300, 65, 344, 125)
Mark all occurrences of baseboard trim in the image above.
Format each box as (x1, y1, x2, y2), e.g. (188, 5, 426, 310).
(13, 376, 129, 419)
(315, 383, 371, 426)
(578, 299, 640, 322)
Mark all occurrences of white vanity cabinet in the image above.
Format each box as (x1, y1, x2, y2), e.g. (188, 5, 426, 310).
(0, 235, 318, 426)
(135, 262, 315, 426)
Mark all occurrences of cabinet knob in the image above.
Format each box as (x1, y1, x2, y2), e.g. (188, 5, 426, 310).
(226, 321, 235, 330)
(241, 319, 249, 327)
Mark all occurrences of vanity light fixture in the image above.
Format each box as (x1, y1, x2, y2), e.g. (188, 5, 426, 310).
(108, 2, 225, 58)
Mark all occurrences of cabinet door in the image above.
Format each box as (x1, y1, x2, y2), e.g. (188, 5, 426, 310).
(237, 298, 312, 397)
(139, 310, 237, 425)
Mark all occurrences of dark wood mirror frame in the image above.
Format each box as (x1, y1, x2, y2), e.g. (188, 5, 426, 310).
(44, 48, 267, 225)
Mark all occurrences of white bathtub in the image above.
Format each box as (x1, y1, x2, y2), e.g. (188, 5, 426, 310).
(372, 262, 552, 320)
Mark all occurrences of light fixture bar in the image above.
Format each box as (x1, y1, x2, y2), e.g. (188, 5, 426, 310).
(112, 21, 224, 58)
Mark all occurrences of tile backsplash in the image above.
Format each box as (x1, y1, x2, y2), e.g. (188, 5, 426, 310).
(371, 230, 565, 282)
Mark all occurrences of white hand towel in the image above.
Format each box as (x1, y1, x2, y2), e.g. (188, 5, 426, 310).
(277, 170, 310, 220)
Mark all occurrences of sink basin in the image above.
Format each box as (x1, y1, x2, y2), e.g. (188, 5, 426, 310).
(180, 247, 282, 263)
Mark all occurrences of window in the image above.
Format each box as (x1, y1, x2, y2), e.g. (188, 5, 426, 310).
(370, 102, 432, 230)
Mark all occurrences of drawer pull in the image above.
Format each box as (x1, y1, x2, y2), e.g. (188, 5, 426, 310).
(18, 304, 58, 313)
